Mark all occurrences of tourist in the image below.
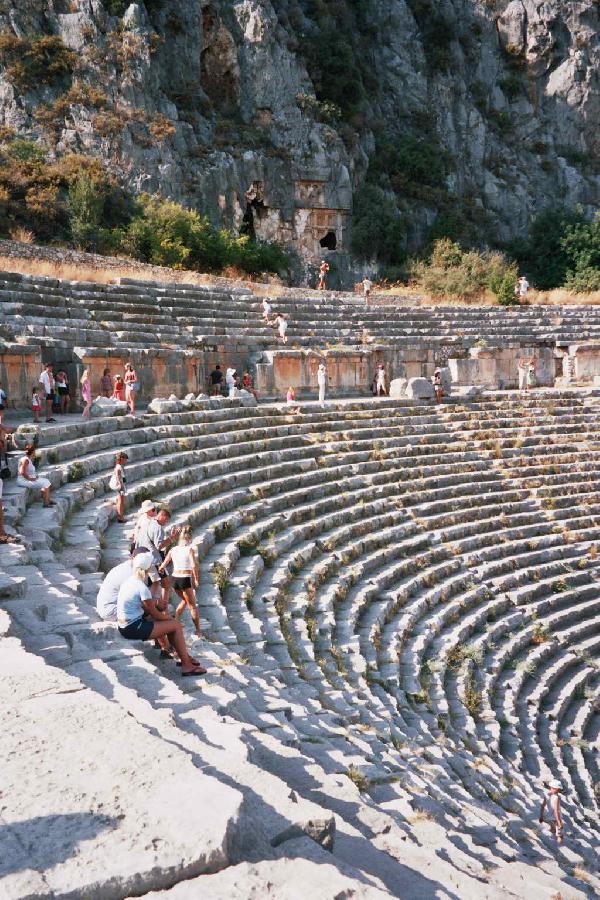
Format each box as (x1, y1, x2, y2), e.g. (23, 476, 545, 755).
(0, 381, 6, 423)
(262, 297, 272, 321)
(527, 356, 537, 390)
(317, 362, 327, 406)
(117, 560, 206, 676)
(31, 385, 41, 423)
(225, 367, 237, 397)
(55, 370, 70, 415)
(154, 506, 180, 609)
(159, 526, 202, 637)
(132, 501, 179, 603)
(39, 362, 56, 423)
(124, 362, 138, 415)
(362, 277, 373, 305)
(286, 385, 301, 414)
(17, 444, 54, 507)
(539, 779, 564, 845)
(101, 368, 112, 398)
(515, 275, 529, 301)
(96, 549, 154, 622)
(518, 357, 528, 392)
(375, 364, 387, 396)
(113, 374, 125, 402)
(80, 368, 92, 419)
(433, 369, 444, 404)
(209, 364, 223, 396)
(317, 260, 329, 290)
(242, 372, 258, 400)
(109, 451, 128, 523)
(276, 313, 288, 344)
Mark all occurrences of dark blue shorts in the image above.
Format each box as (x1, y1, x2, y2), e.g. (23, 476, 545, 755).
(118, 615, 153, 641)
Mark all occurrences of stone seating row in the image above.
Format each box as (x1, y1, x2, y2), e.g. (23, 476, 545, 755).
(2, 394, 599, 896)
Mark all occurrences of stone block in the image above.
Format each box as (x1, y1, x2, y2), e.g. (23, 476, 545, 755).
(270, 815, 336, 851)
(237, 389, 258, 407)
(147, 398, 185, 414)
(389, 378, 407, 399)
(90, 396, 128, 418)
(406, 377, 434, 400)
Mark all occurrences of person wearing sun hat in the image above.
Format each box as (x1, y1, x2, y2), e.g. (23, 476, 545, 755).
(96, 548, 154, 622)
(539, 778, 564, 844)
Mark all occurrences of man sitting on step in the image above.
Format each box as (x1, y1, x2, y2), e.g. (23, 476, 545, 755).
(96, 549, 154, 622)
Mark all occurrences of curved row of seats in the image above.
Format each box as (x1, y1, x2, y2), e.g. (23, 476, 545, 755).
(6, 269, 600, 354)
(2, 393, 599, 895)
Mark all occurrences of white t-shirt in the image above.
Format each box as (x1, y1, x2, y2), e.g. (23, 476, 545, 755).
(376, 368, 386, 384)
(519, 279, 529, 295)
(317, 366, 327, 385)
(109, 464, 125, 492)
(135, 515, 164, 564)
(96, 559, 133, 621)
(278, 319, 288, 334)
(170, 545, 194, 573)
(363, 279, 372, 293)
(262, 299, 271, 315)
(117, 574, 152, 624)
(39, 370, 54, 394)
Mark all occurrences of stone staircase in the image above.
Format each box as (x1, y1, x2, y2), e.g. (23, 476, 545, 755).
(1, 392, 599, 897)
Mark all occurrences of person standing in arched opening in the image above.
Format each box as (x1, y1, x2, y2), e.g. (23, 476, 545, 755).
(55, 370, 70, 415)
(317, 362, 327, 406)
(375, 363, 387, 397)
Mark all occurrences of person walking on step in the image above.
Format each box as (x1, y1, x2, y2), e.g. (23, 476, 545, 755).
(124, 362, 138, 415)
(159, 525, 202, 638)
(209, 363, 224, 396)
(539, 779, 564, 845)
(317, 362, 327, 406)
(117, 559, 206, 676)
(109, 451, 128, 523)
(55, 370, 70, 415)
(275, 313, 288, 344)
(17, 444, 54, 507)
(101, 368, 112, 398)
(262, 297, 273, 322)
(80, 368, 92, 419)
(39, 363, 56, 423)
(225, 366, 237, 397)
(362, 277, 373, 305)
(318, 260, 329, 290)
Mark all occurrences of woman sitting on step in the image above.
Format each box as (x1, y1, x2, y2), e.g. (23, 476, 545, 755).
(117, 559, 206, 676)
(17, 445, 54, 508)
(159, 526, 202, 638)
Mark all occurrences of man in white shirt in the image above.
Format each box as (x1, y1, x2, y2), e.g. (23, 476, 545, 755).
(38, 363, 56, 423)
(96, 550, 154, 621)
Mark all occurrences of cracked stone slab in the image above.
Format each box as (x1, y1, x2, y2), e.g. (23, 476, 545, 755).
(0, 638, 242, 900)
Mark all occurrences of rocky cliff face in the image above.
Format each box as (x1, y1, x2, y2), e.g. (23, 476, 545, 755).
(0, 0, 598, 285)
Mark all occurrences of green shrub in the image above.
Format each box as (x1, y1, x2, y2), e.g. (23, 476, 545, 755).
(0, 32, 76, 89)
(68, 174, 105, 249)
(351, 184, 405, 264)
(498, 75, 522, 100)
(561, 213, 600, 289)
(411, 238, 517, 302)
(405, 0, 454, 71)
(111, 193, 288, 275)
(511, 206, 587, 289)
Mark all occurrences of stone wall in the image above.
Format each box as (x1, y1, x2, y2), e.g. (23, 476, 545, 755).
(448, 346, 556, 388)
(0, 346, 43, 406)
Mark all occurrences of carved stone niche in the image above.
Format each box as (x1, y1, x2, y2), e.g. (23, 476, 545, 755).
(295, 180, 326, 207)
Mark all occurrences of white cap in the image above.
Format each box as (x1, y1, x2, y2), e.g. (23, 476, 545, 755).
(140, 499, 156, 512)
(548, 778, 562, 790)
(131, 551, 154, 570)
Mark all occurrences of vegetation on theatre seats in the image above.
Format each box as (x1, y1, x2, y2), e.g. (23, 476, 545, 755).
(410, 238, 518, 304)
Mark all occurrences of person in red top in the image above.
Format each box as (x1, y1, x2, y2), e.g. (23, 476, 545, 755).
(113, 374, 125, 402)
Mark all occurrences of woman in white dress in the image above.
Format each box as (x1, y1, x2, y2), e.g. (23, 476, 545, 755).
(317, 362, 327, 405)
(17, 444, 54, 507)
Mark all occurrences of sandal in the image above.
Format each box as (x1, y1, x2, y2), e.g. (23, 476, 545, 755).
(181, 666, 207, 677)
